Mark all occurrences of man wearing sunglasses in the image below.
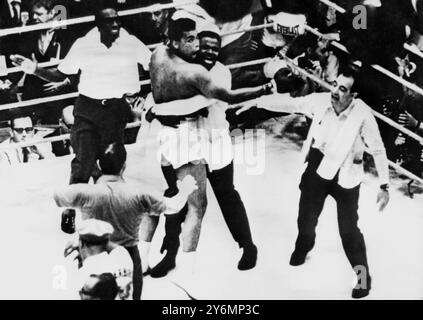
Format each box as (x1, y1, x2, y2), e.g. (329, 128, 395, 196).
(10, 1, 152, 233)
(0, 116, 52, 165)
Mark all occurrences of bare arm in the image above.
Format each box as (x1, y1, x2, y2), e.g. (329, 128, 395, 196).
(10, 54, 68, 82)
(192, 71, 272, 104)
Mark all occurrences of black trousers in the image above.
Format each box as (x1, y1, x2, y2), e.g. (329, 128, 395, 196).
(162, 162, 254, 252)
(295, 148, 369, 272)
(125, 246, 143, 300)
(207, 162, 254, 248)
(69, 95, 130, 184)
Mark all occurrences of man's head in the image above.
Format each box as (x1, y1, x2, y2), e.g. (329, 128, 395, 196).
(79, 273, 119, 300)
(169, 18, 199, 62)
(31, 0, 56, 24)
(331, 71, 358, 113)
(10, 116, 34, 143)
(99, 143, 127, 176)
(197, 25, 221, 70)
(151, 0, 174, 33)
(95, 3, 121, 43)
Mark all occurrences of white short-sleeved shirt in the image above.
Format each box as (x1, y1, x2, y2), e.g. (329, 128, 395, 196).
(58, 27, 151, 99)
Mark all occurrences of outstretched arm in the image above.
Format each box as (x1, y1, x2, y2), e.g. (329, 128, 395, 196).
(192, 71, 274, 104)
(10, 54, 68, 82)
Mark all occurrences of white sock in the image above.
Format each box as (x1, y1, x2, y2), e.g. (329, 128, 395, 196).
(139, 241, 151, 272)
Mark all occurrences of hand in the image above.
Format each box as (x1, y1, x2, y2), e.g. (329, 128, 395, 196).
(394, 135, 406, 146)
(376, 189, 389, 212)
(0, 79, 12, 90)
(43, 78, 69, 94)
(177, 175, 198, 198)
(235, 100, 259, 116)
(164, 175, 198, 213)
(398, 111, 418, 128)
(10, 54, 37, 74)
(64, 238, 79, 258)
(131, 96, 146, 121)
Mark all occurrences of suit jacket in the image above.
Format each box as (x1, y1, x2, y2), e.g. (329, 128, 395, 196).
(14, 29, 76, 100)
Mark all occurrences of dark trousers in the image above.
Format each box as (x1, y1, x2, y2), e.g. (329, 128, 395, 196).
(125, 246, 143, 300)
(207, 162, 254, 248)
(295, 148, 369, 272)
(162, 162, 254, 252)
(69, 95, 130, 184)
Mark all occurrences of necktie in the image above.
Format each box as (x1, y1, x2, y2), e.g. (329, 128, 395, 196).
(22, 147, 29, 163)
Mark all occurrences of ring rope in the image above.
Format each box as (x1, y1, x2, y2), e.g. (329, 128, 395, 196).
(318, 0, 347, 14)
(304, 25, 423, 97)
(4, 22, 275, 75)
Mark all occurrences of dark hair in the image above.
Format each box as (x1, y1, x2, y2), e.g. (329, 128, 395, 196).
(31, 0, 56, 11)
(94, 0, 118, 23)
(10, 116, 33, 130)
(168, 18, 196, 42)
(198, 30, 221, 44)
(338, 65, 360, 93)
(85, 273, 119, 300)
(99, 143, 127, 175)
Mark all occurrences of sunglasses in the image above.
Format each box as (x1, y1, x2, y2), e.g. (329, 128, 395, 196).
(14, 127, 34, 134)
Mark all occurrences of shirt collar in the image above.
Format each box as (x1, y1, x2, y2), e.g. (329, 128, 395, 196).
(9, 0, 21, 5)
(330, 99, 355, 118)
(88, 27, 130, 47)
(97, 174, 124, 184)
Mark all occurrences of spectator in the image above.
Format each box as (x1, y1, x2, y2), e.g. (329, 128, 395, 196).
(13, 0, 77, 125)
(79, 273, 119, 300)
(0, 0, 29, 29)
(0, 116, 53, 165)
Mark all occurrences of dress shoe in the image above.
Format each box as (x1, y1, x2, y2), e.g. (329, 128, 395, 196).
(352, 276, 371, 299)
(238, 244, 257, 270)
(61, 208, 76, 234)
(150, 254, 177, 278)
(289, 250, 307, 266)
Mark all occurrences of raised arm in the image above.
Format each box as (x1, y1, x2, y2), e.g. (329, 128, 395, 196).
(10, 54, 68, 82)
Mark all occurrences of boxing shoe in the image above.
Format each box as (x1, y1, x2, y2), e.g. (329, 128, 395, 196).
(352, 275, 371, 299)
(164, 187, 179, 198)
(61, 208, 76, 234)
(238, 244, 257, 271)
(289, 250, 307, 266)
(150, 252, 177, 278)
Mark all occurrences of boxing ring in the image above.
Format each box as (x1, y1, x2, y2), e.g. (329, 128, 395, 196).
(1, 0, 423, 300)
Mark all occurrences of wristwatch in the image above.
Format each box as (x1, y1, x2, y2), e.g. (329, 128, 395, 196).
(262, 81, 274, 95)
(380, 184, 389, 191)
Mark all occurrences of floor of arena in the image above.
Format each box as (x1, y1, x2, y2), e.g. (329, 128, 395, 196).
(1, 120, 423, 300)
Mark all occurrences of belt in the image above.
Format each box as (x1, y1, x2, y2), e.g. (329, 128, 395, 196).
(79, 94, 125, 106)
(150, 107, 209, 127)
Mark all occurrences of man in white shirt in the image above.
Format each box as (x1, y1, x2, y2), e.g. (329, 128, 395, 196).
(11, 2, 152, 233)
(237, 70, 390, 299)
